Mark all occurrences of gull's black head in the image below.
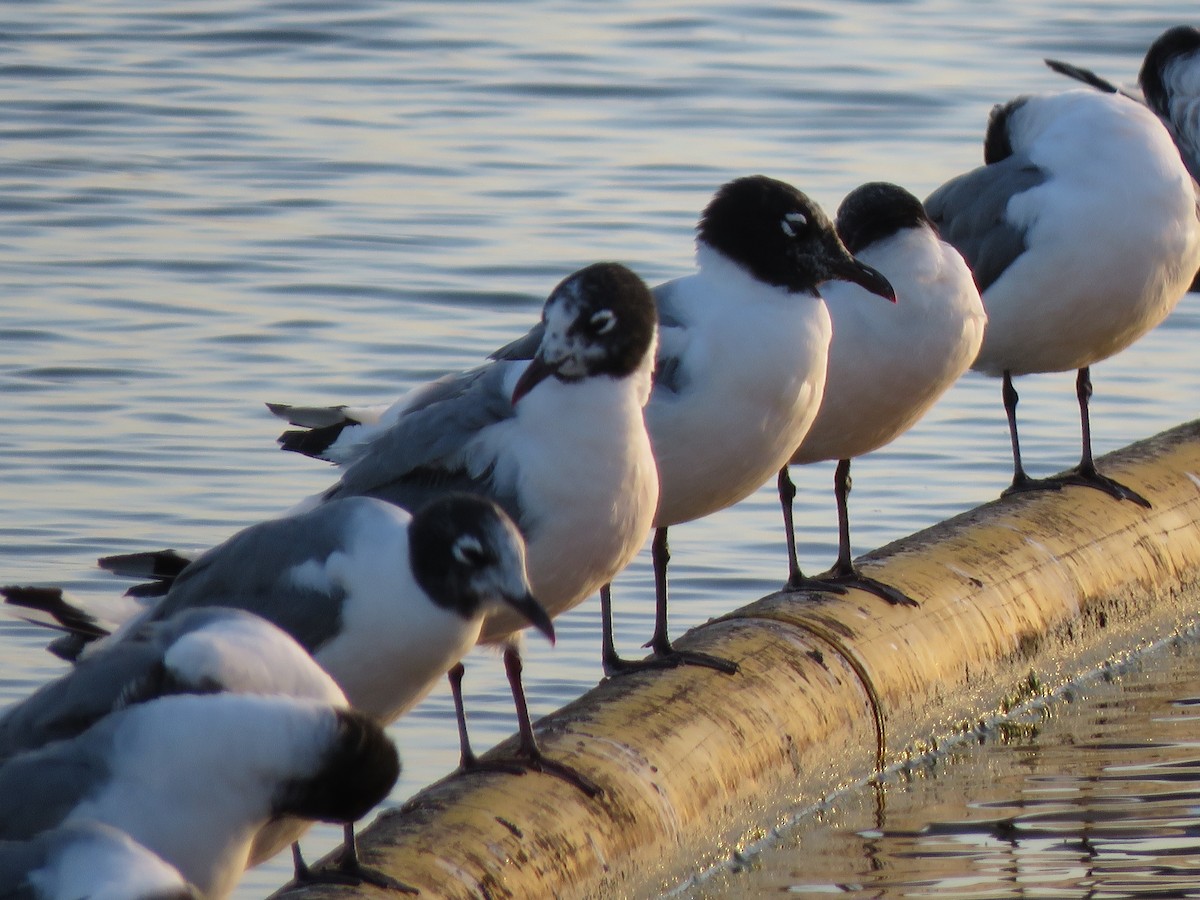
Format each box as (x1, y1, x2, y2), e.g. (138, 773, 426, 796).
(836, 182, 932, 255)
(1140, 25, 1200, 119)
(275, 709, 399, 824)
(511, 262, 657, 403)
(408, 493, 554, 642)
(697, 174, 895, 300)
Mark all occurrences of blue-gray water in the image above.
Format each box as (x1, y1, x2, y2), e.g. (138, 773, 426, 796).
(684, 634, 1200, 899)
(0, 2, 1198, 897)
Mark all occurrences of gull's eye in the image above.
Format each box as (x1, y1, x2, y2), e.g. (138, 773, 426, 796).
(452, 534, 488, 567)
(780, 211, 809, 238)
(587, 309, 617, 336)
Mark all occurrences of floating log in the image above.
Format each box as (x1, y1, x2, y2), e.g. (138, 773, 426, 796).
(272, 420, 1200, 899)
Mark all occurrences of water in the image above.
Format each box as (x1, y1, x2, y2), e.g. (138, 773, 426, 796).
(0, 2, 1197, 896)
(683, 634, 1200, 899)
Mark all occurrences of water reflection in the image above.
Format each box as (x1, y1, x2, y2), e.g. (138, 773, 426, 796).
(687, 639, 1200, 899)
(1, 1, 1199, 896)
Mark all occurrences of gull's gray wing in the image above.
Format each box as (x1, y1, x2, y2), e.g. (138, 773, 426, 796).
(0, 609, 263, 762)
(0, 731, 112, 841)
(141, 505, 379, 652)
(0, 834, 45, 899)
(323, 361, 524, 521)
(0, 635, 163, 762)
(925, 154, 1048, 292)
(489, 324, 542, 362)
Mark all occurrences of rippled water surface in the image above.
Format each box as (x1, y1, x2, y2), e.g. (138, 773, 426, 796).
(1, 2, 1199, 897)
(685, 635, 1200, 899)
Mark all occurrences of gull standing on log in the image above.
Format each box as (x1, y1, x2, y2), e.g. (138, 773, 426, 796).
(779, 181, 985, 606)
(271, 262, 659, 793)
(926, 88, 1200, 504)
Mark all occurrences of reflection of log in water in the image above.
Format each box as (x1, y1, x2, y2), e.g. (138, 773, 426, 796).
(707, 639, 1200, 898)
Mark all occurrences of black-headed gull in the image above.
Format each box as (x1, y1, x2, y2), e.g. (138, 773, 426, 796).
(926, 88, 1200, 504)
(5, 492, 548, 887)
(238, 262, 660, 792)
(490, 177, 896, 673)
(779, 182, 985, 605)
(0, 693, 398, 900)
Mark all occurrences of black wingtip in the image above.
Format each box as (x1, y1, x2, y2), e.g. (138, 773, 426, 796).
(1044, 58, 1120, 94)
(98, 549, 192, 581)
(1, 585, 109, 638)
(123, 581, 172, 599)
(98, 549, 191, 599)
(277, 422, 349, 460)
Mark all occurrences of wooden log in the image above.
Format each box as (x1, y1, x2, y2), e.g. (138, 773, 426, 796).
(272, 420, 1200, 899)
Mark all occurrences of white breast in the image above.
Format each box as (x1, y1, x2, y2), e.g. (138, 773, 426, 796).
(648, 254, 834, 527)
(478, 362, 658, 643)
(793, 224, 986, 463)
(303, 503, 481, 723)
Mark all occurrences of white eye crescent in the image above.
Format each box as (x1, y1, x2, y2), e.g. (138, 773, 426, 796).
(781, 212, 809, 237)
(589, 309, 617, 335)
(452, 534, 485, 566)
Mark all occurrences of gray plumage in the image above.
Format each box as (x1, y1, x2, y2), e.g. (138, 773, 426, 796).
(319, 362, 525, 522)
(0, 734, 113, 842)
(140, 504, 376, 651)
(0, 608, 338, 763)
(0, 623, 184, 762)
(925, 152, 1048, 292)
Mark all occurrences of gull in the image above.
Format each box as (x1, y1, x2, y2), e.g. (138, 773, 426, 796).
(269, 261, 659, 792)
(0, 606, 346, 762)
(5, 492, 549, 887)
(0, 693, 399, 900)
(926, 88, 1200, 504)
(274, 178, 894, 677)
(778, 181, 986, 606)
(1045, 25, 1200, 184)
(0, 606, 370, 890)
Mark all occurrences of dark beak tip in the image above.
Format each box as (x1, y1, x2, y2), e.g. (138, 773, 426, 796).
(827, 254, 895, 304)
(538, 619, 556, 645)
(511, 591, 555, 644)
(511, 356, 554, 406)
(855, 262, 896, 303)
(858, 267, 896, 303)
